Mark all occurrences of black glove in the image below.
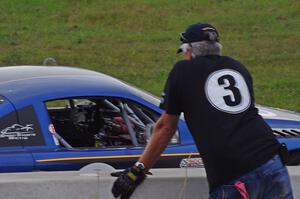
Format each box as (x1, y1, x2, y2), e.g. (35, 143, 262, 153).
(111, 166, 147, 199)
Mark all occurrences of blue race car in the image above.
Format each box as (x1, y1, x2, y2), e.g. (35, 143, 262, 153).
(0, 65, 300, 172)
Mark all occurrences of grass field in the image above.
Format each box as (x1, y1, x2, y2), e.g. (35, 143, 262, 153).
(0, 0, 299, 111)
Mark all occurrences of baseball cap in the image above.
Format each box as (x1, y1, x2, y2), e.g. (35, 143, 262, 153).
(177, 23, 219, 53)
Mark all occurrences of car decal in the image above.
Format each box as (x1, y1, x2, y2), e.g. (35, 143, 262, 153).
(0, 124, 36, 140)
(180, 157, 204, 168)
(35, 152, 200, 163)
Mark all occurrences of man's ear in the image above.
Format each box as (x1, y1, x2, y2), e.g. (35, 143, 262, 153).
(184, 49, 193, 60)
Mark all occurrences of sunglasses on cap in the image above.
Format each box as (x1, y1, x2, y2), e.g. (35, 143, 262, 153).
(180, 32, 189, 43)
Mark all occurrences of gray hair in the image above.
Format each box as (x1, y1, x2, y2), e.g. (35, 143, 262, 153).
(190, 41, 222, 57)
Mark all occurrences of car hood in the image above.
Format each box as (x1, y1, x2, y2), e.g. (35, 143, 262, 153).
(257, 105, 300, 122)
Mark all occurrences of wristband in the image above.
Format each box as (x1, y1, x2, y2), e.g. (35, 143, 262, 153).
(134, 161, 146, 170)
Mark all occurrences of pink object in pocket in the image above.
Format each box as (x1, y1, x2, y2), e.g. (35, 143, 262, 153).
(234, 181, 249, 199)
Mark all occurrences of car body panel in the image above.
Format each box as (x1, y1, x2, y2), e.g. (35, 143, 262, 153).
(0, 150, 34, 172)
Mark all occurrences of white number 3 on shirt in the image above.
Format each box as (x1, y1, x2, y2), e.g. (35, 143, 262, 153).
(205, 69, 251, 114)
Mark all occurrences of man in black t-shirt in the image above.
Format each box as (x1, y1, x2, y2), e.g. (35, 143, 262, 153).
(111, 23, 293, 199)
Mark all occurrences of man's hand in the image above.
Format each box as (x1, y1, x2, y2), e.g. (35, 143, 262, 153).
(111, 166, 146, 199)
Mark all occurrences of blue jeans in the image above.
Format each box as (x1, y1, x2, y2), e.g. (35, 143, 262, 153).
(209, 155, 293, 199)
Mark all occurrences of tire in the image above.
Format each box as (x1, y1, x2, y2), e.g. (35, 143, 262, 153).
(287, 149, 300, 166)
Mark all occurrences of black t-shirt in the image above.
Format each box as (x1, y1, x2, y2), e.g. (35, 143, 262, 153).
(160, 55, 280, 191)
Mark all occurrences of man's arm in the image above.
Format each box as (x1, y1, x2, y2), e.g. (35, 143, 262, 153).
(138, 113, 179, 170)
(111, 113, 179, 198)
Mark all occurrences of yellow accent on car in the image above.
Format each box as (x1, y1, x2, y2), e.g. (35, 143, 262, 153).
(36, 153, 200, 163)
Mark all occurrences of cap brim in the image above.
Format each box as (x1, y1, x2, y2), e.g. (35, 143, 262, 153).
(177, 48, 183, 54)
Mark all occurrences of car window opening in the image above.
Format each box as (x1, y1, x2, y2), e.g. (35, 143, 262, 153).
(45, 97, 180, 149)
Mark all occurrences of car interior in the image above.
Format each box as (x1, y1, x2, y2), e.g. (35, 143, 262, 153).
(45, 97, 179, 149)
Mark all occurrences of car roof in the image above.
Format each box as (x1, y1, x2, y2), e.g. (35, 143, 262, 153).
(0, 66, 135, 105)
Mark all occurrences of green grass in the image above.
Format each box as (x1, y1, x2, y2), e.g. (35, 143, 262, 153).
(0, 0, 299, 111)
